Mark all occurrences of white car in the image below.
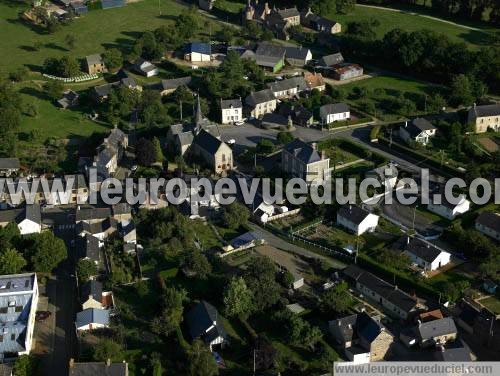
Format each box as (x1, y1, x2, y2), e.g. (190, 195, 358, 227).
(227, 139, 236, 145)
(234, 121, 245, 126)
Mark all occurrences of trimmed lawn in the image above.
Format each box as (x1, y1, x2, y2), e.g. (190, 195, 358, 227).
(480, 296, 500, 315)
(327, 4, 495, 48)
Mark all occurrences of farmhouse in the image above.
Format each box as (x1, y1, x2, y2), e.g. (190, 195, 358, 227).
(319, 103, 350, 125)
(393, 236, 451, 272)
(336, 205, 379, 236)
(399, 118, 437, 146)
(132, 57, 159, 77)
(475, 211, 500, 241)
(467, 103, 500, 133)
(284, 46, 312, 67)
(85, 54, 105, 75)
(329, 312, 394, 363)
(281, 139, 330, 183)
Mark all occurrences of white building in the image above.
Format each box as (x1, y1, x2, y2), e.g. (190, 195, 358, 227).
(245, 89, 277, 119)
(186, 42, 211, 62)
(365, 163, 398, 190)
(220, 98, 243, 124)
(394, 237, 451, 272)
(267, 76, 308, 99)
(75, 308, 110, 332)
(336, 205, 379, 236)
(319, 103, 350, 125)
(427, 196, 470, 220)
(0, 273, 39, 362)
(133, 58, 159, 77)
(399, 118, 437, 146)
(475, 211, 500, 241)
(16, 204, 41, 235)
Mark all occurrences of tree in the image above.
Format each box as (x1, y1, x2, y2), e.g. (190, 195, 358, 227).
(44, 80, 64, 100)
(175, 7, 200, 40)
(13, 355, 38, 376)
(449, 74, 474, 107)
(27, 231, 67, 273)
(187, 340, 219, 376)
(151, 287, 185, 336)
(321, 281, 353, 314)
(60, 56, 80, 78)
(222, 202, 250, 230)
(244, 256, 280, 311)
(25, 103, 38, 118)
(136, 138, 156, 166)
(152, 136, 163, 162)
(76, 259, 98, 283)
(223, 277, 254, 319)
(0, 248, 26, 275)
(93, 339, 124, 362)
(277, 131, 294, 145)
(256, 139, 275, 155)
(65, 34, 76, 50)
(182, 249, 212, 279)
(0, 221, 20, 250)
(103, 48, 123, 71)
(443, 280, 470, 302)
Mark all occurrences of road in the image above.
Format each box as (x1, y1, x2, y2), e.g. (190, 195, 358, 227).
(248, 222, 346, 269)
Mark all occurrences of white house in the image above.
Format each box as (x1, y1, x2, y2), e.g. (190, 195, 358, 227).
(475, 211, 500, 241)
(319, 103, 350, 125)
(220, 98, 243, 124)
(245, 89, 277, 119)
(185, 301, 228, 351)
(267, 76, 308, 99)
(186, 42, 211, 62)
(336, 205, 379, 236)
(75, 308, 110, 332)
(365, 163, 398, 190)
(399, 118, 437, 146)
(133, 58, 159, 77)
(394, 237, 451, 272)
(427, 196, 470, 220)
(17, 204, 42, 235)
(0, 273, 38, 362)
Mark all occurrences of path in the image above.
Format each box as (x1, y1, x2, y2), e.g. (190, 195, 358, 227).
(356, 3, 485, 32)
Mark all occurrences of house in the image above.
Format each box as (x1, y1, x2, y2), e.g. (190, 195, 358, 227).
(243, 2, 299, 40)
(399, 118, 437, 146)
(75, 206, 113, 224)
(277, 103, 314, 127)
(70, 2, 88, 16)
(467, 103, 500, 133)
(343, 265, 421, 320)
(0, 158, 20, 177)
(417, 317, 457, 348)
(337, 205, 379, 236)
(0, 273, 38, 362)
(85, 54, 105, 75)
(243, 0, 272, 22)
(222, 231, 263, 253)
(275, 7, 300, 26)
(80, 280, 114, 310)
(254, 43, 286, 73)
(320, 103, 350, 125)
(68, 359, 128, 376)
(76, 217, 117, 241)
(284, 46, 312, 67)
(261, 113, 291, 130)
(332, 63, 363, 81)
(245, 89, 277, 118)
(427, 195, 470, 220)
(475, 211, 500, 241)
(282, 139, 330, 183)
(301, 8, 341, 34)
(75, 308, 110, 331)
(16, 203, 41, 235)
(94, 127, 128, 178)
(157, 76, 192, 96)
(185, 301, 228, 351)
(191, 129, 233, 175)
(0, 364, 12, 376)
(132, 57, 158, 77)
(393, 236, 451, 272)
(77, 233, 103, 268)
(267, 76, 308, 99)
(365, 163, 398, 189)
(419, 309, 444, 323)
(57, 89, 79, 109)
(329, 312, 394, 363)
(198, 0, 215, 11)
(304, 72, 325, 92)
(220, 98, 243, 124)
(434, 340, 472, 361)
(318, 53, 344, 67)
(91, 82, 119, 102)
(185, 42, 211, 62)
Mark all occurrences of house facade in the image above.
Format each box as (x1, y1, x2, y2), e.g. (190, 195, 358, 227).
(85, 54, 105, 75)
(320, 103, 350, 125)
(393, 236, 451, 272)
(245, 89, 277, 118)
(267, 76, 307, 99)
(467, 103, 500, 133)
(399, 118, 437, 146)
(186, 43, 211, 62)
(337, 205, 379, 236)
(281, 139, 330, 183)
(475, 211, 500, 241)
(427, 196, 470, 220)
(220, 98, 243, 124)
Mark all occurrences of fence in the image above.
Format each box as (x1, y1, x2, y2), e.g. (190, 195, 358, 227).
(265, 208, 301, 222)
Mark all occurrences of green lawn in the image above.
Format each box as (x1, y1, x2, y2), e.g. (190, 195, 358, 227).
(480, 296, 500, 315)
(327, 4, 495, 48)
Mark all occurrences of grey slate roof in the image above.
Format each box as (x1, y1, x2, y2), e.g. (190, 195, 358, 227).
(393, 236, 442, 263)
(337, 205, 370, 225)
(185, 301, 227, 345)
(86, 54, 103, 66)
(277, 7, 300, 19)
(76, 308, 110, 328)
(229, 232, 260, 248)
(331, 312, 384, 345)
(80, 234, 101, 262)
(261, 112, 288, 127)
(470, 103, 500, 118)
(160, 76, 192, 91)
(221, 98, 242, 109)
(0, 158, 20, 170)
(256, 43, 286, 58)
(25, 203, 41, 225)
(285, 46, 311, 61)
(435, 340, 472, 361)
(93, 82, 118, 98)
(0, 364, 12, 376)
(319, 53, 344, 67)
(403, 118, 437, 138)
(69, 362, 128, 376)
(418, 317, 457, 340)
(81, 280, 102, 304)
(320, 103, 349, 117)
(283, 139, 322, 164)
(245, 89, 275, 106)
(267, 76, 308, 93)
(476, 211, 500, 233)
(76, 207, 112, 222)
(192, 129, 222, 155)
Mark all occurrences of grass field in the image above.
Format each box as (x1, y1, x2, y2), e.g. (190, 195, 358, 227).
(480, 296, 500, 315)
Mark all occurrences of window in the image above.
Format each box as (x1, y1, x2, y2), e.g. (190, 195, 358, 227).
(0, 307, 7, 314)
(11, 334, 15, 341)
(8, 301, 15, 307)
(15, 306, 23, 313)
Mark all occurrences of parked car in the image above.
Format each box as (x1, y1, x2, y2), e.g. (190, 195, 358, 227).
(234, 120, 244, 126)
(36, 311, 52, 322)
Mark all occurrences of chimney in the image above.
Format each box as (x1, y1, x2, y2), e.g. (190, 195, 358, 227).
(405, 121, 408, 128)
(417, 319, 422, 327)
(439, 344, 445, 352)
(69, 359, 75, 369)
(407, 236, 410, 245)
(311, 142, 317, 150)
(106, 359, 111, 367)
(321, 150, 326, 160)
(394, 285, 398, 290)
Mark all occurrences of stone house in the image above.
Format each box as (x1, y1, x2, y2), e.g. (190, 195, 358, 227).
(85, 54, 105, 75)
(281, 139, 330, 183)
(468, 103, 500, 133)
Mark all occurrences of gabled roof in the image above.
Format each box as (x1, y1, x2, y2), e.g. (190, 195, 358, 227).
(283, 139, 322, 164)
(80, 234, 101, 262)
(245, 89, 275, 106)
(418, 317, 457, 341)
(476, 211, 500, 233)
(320, 103, 349, 117)
(69, 362, 128, 376)
(76, 308, 110, 328)
(470, 103, 500, 118)
(337, 205, 371, 225)
(188, 42, 211, 55)
(319, 53, 344, 67)
(229, 232, 260, 248)
(256, 43, 286, 59)
(192, 129, 223, 155)
(160, 76, 192, 91)
(221, 98, 242, 110)
(331, 312, 386, 345)
(267, 76, 308, 93)
(393, 237, 444, 263)
(435, 340, 472, 361)
(185, 301, 227, 344)
(261, 112, 288, 127)
(277, 7, 300, 19)
(23, 204, 41, 225)
(402, 118, 436, 138)
(285, 46, 311, 61)
(81, 280, 102, 304)
(76, 207, 112, 222)
(86, 54, 103, 66)
(0, 158, 20, 170)
(93, 82, 119, 98)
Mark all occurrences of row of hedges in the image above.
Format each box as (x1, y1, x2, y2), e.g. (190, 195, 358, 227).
(337, 138, 388, 166)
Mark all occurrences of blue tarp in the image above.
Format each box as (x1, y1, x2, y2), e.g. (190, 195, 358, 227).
(101, 0, 125, 9)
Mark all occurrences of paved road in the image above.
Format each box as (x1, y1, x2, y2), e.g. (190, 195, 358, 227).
(248, 222, 346, 269)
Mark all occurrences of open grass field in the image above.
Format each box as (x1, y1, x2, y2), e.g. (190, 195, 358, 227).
(480, 296, 500, 315)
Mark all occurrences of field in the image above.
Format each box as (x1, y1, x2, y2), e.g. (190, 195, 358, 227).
(480, 296, 500, 315)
